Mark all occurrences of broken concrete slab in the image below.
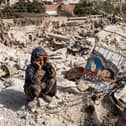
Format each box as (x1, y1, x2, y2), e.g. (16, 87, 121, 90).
(0, 16, 126, 126)
(48, 33, 69, 41)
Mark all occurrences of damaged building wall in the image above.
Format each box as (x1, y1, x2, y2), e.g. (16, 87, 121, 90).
(2, 16, 68, 26)
(45, 4, 75, 16)
(1, 0, 19, 6)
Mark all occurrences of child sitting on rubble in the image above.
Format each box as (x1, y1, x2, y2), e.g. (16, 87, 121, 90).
(24, 47, 57, 102)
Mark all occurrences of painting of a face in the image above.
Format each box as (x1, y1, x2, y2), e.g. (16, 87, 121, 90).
(101, 70, 111, 78)
(91, 62, 96, 71)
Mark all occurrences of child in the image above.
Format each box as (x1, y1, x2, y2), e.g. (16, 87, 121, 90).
(24, 47, 57, 101)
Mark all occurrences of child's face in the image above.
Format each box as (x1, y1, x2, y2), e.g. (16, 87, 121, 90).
(101, 70, 111, 78)
(34, 56, 44, 67)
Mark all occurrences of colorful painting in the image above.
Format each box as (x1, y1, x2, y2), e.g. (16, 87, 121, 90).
(80, 46, 125, 92)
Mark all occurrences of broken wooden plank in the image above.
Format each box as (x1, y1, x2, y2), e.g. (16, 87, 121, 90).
(48, 33, 69, 41)
(68, 15, 102, 21)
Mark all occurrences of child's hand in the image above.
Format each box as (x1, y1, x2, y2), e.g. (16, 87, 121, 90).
(33, 60, 42, 68)
(51, 70, 56, 77)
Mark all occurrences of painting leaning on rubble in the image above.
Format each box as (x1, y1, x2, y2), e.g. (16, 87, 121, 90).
(80, 46, 125, 93)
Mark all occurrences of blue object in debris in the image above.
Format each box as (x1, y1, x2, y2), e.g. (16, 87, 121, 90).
(85, 57, 104, 71)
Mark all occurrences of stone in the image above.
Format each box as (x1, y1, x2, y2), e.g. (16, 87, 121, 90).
(77, 83, 89, 92)
(37, 98, 47, 107)
(47, 118, 64, 126)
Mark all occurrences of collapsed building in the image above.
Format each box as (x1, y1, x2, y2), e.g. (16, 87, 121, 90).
(0, 15, 126, 126)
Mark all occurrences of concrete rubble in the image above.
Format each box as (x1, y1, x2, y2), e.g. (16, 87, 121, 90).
(0, 16, 126, 126)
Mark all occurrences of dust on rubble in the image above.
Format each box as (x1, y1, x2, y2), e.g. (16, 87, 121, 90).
(0, 16, 126, 126)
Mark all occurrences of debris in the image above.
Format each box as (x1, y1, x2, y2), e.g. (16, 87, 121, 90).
(0, 116, 4, 121)
(0, 104, 4, 108)
(0, 16, 125, 126)
(79, 46, 125, 93)
(76, 83, 89, 92)
(37, 97, 47, 107)
(46, 97, 58, 109)
(115, 109, 126, 126)
(65, 67, 84, 81)
(48, 33, 69, 41)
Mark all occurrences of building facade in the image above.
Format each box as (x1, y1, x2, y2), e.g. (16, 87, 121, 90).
(110, 0, 126, 3)
(0, 0, 34, 6)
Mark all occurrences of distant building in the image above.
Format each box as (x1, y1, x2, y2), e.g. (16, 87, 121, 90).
(85, 0, 126, 5)
(0, 0, 79, 15)
(45, 5, 58, 15)
(43, 0, 80, 15)
(110, 0, 126, 3)
(0, 0, 34, 6)
(108, 0, 126, 7)
(0, 0, 19, 6)
(63, 0, 80, 4)
(42, 0, 80, 4)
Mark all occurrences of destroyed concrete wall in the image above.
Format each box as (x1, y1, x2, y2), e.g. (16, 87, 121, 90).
(2, 0, 19, 6)
(0, 15, 126, 126)
(2, 16, 68, 26)
(45, 4, 75, 16)
(63, 4, 75, 15)
(2, 19, 14, 26)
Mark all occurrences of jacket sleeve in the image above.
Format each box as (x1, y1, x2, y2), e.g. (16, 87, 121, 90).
(42, 63, 56, 79)
(25, 66, 39, 85)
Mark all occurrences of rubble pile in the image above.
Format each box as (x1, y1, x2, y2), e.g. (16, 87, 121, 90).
(1, 16, 107, 50)
(96, 23, 126, 55)
(0, 16, 126, 126)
